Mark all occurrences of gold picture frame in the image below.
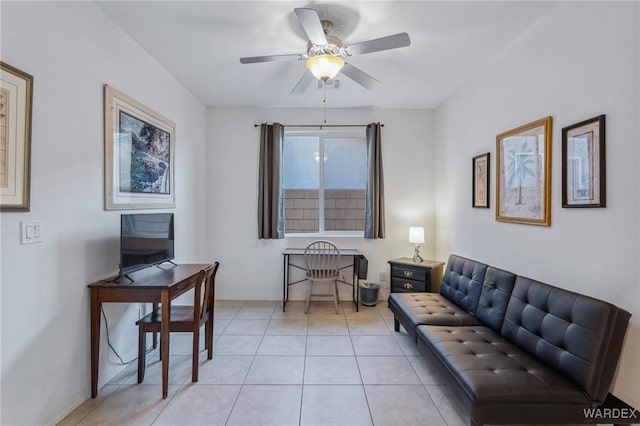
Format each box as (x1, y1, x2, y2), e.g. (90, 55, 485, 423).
(0, 62, 33, 212)
(496, 116, 552, 226)
(104, 84, 175, 210)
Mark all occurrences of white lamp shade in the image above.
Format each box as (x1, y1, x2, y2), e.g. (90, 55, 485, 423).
(306, 54, 345, 81)
(409, 227, 425, 244)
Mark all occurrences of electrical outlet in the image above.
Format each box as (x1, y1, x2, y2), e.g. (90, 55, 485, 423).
(379, 271, 386, 282)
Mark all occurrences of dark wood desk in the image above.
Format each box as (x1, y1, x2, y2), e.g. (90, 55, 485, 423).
(88, 263, 209, 399)
(282, 248, 363, 312)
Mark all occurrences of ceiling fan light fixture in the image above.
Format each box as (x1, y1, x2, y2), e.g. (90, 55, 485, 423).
(306, 54, 345, 81)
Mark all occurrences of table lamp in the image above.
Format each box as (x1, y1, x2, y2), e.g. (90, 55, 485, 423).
(409, 226, 425, 263)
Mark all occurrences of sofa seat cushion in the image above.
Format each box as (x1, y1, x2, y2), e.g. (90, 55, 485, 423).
(389, 293, 482, 330)
(416, 325, 590, 405)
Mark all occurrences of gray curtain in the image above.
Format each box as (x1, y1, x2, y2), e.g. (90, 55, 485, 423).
(257, 123, 285, 239)
(364, 122, 386, 239)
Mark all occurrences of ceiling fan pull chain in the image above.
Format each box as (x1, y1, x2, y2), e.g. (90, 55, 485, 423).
(323, 83, 327, 124)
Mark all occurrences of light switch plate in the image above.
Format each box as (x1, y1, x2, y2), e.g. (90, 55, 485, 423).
(21, 220, 43, 244)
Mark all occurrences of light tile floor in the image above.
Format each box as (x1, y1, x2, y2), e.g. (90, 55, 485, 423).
(59, 300, 470, 426)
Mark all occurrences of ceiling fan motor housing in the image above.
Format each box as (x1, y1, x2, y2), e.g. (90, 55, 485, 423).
(307, 34, 343, 58)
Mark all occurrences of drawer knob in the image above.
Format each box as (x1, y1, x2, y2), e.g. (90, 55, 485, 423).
(403, 282, 414, 290)
(403, 271, 414, 278)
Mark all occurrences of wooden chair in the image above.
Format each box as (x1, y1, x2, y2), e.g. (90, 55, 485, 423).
(136, 262, 219, 383)
(304, 240, 341, 314)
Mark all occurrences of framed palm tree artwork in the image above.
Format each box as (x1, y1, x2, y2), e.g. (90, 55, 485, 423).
(496, 116, 552, 226)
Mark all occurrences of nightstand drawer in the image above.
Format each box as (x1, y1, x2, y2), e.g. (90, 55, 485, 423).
(388, 258, 444, 294)
(391, 277, 427, 292)
(391, 265, 428, 282)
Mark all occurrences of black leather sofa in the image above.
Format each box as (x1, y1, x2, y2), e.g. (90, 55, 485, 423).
(388, 254, 631, 426)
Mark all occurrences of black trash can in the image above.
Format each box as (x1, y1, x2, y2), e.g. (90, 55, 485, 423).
(359, 282, 380, 306)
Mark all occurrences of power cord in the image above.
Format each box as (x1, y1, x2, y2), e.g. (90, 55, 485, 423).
(101, 306, 153, 365)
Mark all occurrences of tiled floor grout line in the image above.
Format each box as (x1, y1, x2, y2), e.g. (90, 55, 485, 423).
(149, 374, 184, 425)
(222, 300, 249, 426)
(424, 384, 454, 426)
(349, 319, 377, 426)
(70, 301, 462, 426)
(299, 310, 309, 426)
(228, 301, 302, 423)
(389, 322, 454, 426)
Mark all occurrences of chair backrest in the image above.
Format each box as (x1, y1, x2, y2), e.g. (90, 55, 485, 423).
(304, 240, 341, 279)
(193, 262, 220, 324)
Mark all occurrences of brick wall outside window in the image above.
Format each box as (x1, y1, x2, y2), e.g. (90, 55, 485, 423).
(284, 188, 365, 233)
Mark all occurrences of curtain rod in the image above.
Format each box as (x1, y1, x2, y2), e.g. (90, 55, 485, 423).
(253, 124, 383, 128)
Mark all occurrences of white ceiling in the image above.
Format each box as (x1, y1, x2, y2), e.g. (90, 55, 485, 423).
(96, 1, 556, 109)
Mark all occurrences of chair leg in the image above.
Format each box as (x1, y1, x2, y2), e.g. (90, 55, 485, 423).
(192, 328, 200, 382)
(335, 282, 341, 304)
(206, 318, 214, 359)
(305, 280, 313, 313)
(137, 327, 146, 384)
(331, 280, 338, 314)
(151, 304, 159, 349)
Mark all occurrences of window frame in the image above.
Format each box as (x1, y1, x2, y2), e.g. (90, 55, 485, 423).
(283, 127, 367, 238)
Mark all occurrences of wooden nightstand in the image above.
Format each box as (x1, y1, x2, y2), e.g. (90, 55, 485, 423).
(388, 258, 445, 293)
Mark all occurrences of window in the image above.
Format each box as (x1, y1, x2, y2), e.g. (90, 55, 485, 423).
(282, 129, 367, 235)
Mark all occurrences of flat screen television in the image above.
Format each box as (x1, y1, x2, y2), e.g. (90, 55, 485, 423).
(120, 213, 175, 279)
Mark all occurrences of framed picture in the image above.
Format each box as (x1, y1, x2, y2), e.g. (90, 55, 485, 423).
(472, 153, 490, 208)
(562, 115, 605, 208)
(496, 116, 552, 226)
(0, 62, 33, 212)
(104, 85, 175, 210)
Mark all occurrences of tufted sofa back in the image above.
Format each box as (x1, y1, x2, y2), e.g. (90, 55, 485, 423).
(501, 276, 631, 403)
(475, 266, 517, 332)
(440, 255, 487, 316)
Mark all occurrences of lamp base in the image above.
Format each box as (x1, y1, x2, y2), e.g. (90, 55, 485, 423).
(413, 246, 423, 263)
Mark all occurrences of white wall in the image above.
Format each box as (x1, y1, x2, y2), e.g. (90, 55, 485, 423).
(206, 107, 435, 302)
(0, 3, 207, 425)
(3, 2, 637, 424)
(435, 1, 640, 408)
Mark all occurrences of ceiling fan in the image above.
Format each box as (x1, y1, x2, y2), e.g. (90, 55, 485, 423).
(239, 7, 411, 94)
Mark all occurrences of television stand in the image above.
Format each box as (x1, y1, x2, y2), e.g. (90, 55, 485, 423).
(156, 260, 178, 269)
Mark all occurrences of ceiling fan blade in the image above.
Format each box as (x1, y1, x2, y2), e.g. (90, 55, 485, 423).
(345, 32, 411, 56)
(240, 53, 304, 64)
(291, 71, 315, 95)
(340, 63, 381, 90)
(294, 8, 328, 46)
